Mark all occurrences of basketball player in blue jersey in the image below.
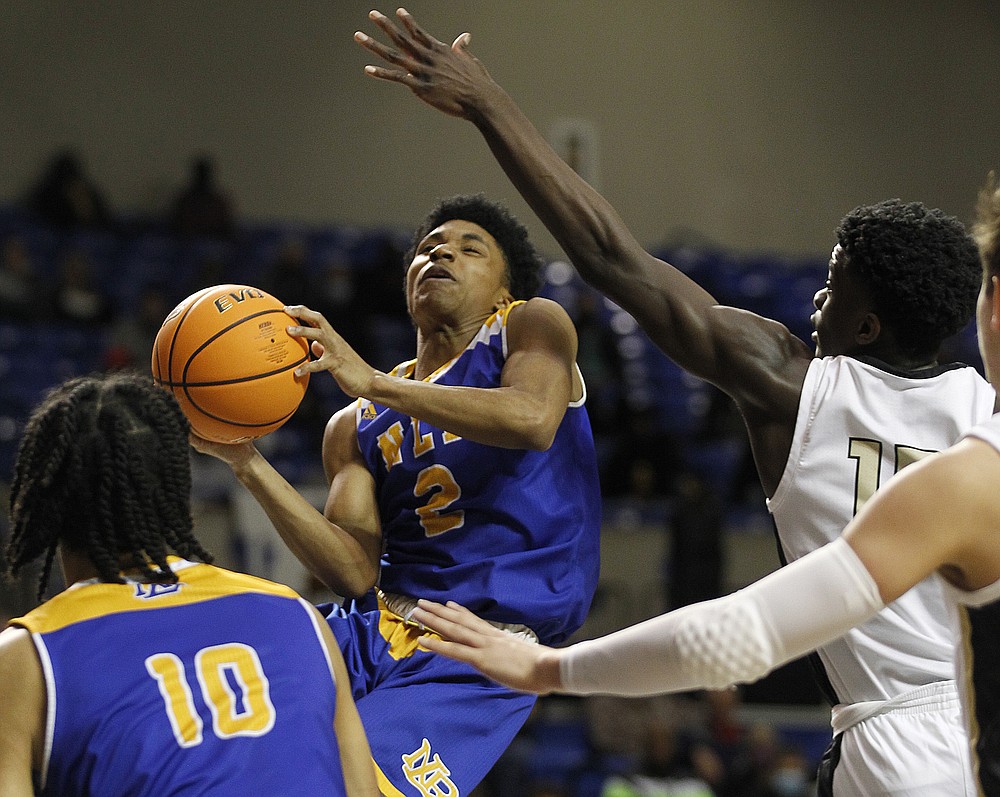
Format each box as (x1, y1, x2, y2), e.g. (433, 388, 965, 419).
(357, 10, 997, 796)
(0, 372, 377, 797)
(414, 172, 1000, 797)
(190, 193, 602, 795)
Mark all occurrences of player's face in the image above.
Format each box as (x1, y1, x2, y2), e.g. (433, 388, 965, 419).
(405, 220, 512, 320)
(810, 244, 876, 358)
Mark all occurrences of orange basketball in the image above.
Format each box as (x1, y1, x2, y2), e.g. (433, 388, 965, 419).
(151, 284, 310, 443)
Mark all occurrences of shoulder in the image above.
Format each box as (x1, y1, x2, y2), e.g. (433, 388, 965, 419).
(323, 402, 364, 466)
(0, 625, 44, 744)
(0, 625, 35, 663)
(506, 297, 577, 347)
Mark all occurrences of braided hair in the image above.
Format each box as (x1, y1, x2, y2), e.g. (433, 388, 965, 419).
(6, 371, 212, 600)
(835, 199, 981, 359)
(405, 193, 544, 300)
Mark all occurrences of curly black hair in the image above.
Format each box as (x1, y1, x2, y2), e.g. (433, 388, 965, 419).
(5, 371, 212, 600)
(404, 193, 543, 300)
(974, 172, 1000, 284)
(835, 199, 981, 359)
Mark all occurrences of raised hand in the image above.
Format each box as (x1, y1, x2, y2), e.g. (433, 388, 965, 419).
(284, 304, 377, 400)
(355, 8, 497, 119)
(412, 599, 564, 694)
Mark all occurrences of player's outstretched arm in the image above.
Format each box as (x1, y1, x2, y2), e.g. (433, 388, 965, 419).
(355, 8, 805, 398)
(414, 535, 886, 698)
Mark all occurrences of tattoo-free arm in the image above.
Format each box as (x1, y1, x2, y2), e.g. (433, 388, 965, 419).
(292, 298, 577, 450)
(356, 9, 810, 417)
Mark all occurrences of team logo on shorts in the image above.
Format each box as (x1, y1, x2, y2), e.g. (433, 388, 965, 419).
(401, 737, 459, 796)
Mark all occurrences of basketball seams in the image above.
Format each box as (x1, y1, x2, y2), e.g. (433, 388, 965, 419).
(151, 285, 309, 442)
(178, 308, 309, 387)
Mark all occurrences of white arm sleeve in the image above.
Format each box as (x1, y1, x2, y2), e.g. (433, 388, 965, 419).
(560, 537, 884, 696)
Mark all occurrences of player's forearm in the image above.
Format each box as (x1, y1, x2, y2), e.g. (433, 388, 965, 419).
(231, 452, 378, 596)
(366, 371, 559, 450)
(464, 86, 644, 291)
(560, 538, 883, 696)
(464, 86, 730, 377)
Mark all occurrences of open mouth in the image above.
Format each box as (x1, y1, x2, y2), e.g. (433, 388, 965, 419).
(419, 264, 455, 284)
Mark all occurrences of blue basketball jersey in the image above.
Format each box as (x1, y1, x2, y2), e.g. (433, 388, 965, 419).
(11, 560, 349, 797)
(355, 303, 602, 644)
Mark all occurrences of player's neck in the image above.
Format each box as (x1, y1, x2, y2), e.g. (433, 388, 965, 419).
(413, 317, 486, 379)
(57, 546, 100, 586)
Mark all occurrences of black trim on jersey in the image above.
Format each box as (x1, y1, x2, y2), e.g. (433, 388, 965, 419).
(769, 516, 841, 708)
(816, 732, 843, 797)
(854, 354, 977, 380)
(965, 600, 1000, 794)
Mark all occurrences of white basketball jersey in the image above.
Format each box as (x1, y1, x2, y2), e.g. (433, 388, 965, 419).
(942, 413, 1000, 793)
(767, 355, 995, 704)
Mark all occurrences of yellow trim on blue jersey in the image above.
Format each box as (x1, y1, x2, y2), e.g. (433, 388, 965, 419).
(11, 560, 300, 635)
(375, 593, 442, 662)
(413, 301, 523, 385)
(356, 302, 525, 428)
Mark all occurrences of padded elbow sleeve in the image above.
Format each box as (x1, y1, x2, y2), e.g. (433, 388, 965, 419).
(561, 537, 884, 696)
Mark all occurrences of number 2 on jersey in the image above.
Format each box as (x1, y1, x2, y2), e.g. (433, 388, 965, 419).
(414, 464, 465, 536)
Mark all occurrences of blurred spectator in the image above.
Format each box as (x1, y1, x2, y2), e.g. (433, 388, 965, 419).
(49, 247, 115, 326)
(104, 284, 172, 370)
(25, 149, 111, 230)
(356, 235, 415, 371)
(259, 236, 315, 306)
(665, 470, 724, 610)
(574, 290, 623, 438)
(602, 407, 679, 516)
(723, 724, 813, 797)
(528, 780, 572, 797)
(762, 747, 811, 797)
(599, 717, 719, 797)
(314, 256, 368, 353)
(168, 154, 235, 240)
(0, 235, 43, 321)
(697, 387, 764, 510)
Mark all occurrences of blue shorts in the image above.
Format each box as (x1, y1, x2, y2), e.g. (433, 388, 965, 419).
(320, 595, 537, 796)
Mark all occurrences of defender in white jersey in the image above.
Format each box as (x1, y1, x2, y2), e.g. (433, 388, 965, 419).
(412, 172, 1000, 797)
(356, 11, 996, 793)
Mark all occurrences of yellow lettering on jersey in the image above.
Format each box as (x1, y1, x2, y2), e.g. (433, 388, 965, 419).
(412, 418, 435, 458)
(378, 422, 406, 471)
(414, 465, 465, 536)
(146, 652, 204, 748)
(196, 643, 275, 738)
(401, 737, 460, 797)
(443, 431, 460, 444)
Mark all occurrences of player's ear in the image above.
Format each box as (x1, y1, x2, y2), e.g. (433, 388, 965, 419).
(856, 312, 881, 345)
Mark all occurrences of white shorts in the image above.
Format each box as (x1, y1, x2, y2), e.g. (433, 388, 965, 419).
(824, 682, 975, 796)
